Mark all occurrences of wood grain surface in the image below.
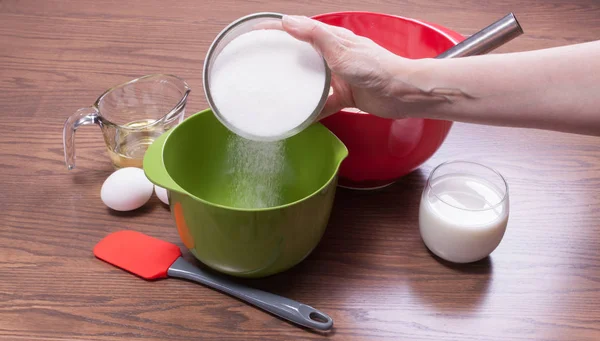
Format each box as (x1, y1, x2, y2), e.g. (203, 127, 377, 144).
(1, 0, 600, 340)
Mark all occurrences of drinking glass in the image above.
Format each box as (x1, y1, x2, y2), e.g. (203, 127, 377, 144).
(419, 161, 509, 263)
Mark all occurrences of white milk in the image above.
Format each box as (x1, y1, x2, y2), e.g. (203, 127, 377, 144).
(419, 173, 509, 263)
(209, 29, 327, 140)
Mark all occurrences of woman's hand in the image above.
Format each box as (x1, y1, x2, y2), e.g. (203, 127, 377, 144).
(282, 15, 434, 120)
(281, 16, 600, 136)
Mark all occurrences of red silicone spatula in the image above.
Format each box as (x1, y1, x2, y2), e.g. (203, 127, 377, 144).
(93, 230, 333, 331)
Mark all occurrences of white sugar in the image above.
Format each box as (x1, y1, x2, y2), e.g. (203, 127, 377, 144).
(209, 29, 326, 139)
(225, 135, 286, 209)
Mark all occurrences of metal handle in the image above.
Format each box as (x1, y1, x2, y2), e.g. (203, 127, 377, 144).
(168, 257, 334, 331)
(435, 13, 523, 59)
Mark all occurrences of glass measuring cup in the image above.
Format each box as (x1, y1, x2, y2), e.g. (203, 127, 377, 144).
(63, 74, 190, 170)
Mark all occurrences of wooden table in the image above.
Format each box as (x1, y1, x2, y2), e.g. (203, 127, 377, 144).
(2, 1, 599, 340)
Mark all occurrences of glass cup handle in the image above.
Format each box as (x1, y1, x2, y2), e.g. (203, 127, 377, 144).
(63, 107, 100, 170)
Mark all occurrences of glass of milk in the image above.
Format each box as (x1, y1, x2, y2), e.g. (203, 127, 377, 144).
(419, 161, 509, 263)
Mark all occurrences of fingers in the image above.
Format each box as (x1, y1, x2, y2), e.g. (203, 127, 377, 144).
(319, 91, 343, 120)
(282, 15, 351, 60)
(318, 76, 354, 120)
(252, 19, 283, 31)
(283, 15, 357, 40)
(282, 16, 336, 45)
(254, 16, 355, 39)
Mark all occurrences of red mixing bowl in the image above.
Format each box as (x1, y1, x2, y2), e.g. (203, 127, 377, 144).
(312, 11, 465, 189)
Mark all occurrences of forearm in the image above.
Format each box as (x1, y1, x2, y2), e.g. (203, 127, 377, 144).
(404, 40, 600, 136)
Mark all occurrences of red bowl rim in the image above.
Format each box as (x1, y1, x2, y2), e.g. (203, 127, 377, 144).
(312, 11, 461, 44)
(311, 10, 462, 118)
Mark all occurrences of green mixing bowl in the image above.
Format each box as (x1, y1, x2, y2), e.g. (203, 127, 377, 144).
(143, 109, 348, 278)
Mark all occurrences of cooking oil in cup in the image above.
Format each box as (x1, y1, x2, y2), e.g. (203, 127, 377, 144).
(106, 119, 164, 169)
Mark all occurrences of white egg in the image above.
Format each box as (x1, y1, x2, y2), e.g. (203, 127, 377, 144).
(101, 167, 154, 211)
(155, 185, 169, 205)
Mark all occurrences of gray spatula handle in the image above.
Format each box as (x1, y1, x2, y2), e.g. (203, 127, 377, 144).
(167, 257, 333, 331)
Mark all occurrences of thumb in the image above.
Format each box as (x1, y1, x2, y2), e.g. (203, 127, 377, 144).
(282, 15, 342, 61)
